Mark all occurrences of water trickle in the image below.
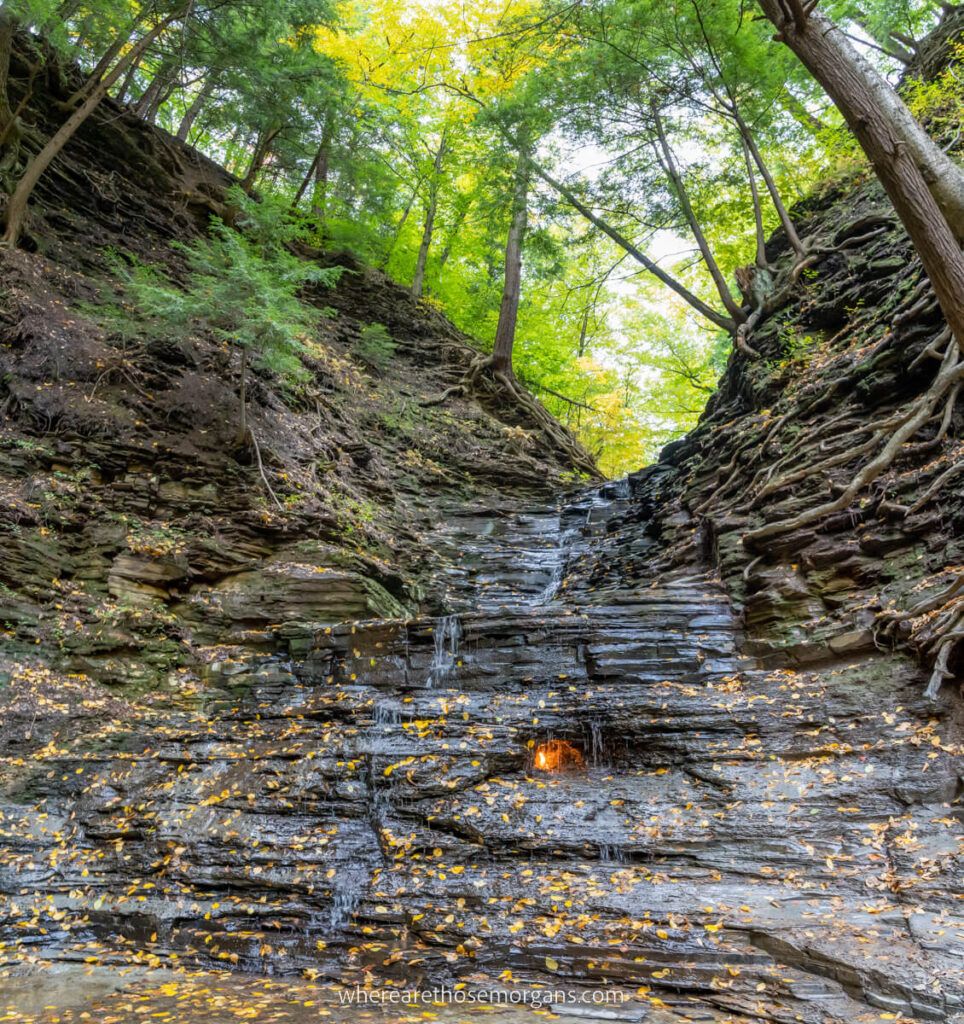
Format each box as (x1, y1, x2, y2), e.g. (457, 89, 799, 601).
(537, 526, 579, 605)
(426, 614, 460, 687)
(587, 719, 605, 766)
(328, 860, 369, 930)
(370, 698, 401, 754)
(598, 843, 627, 864)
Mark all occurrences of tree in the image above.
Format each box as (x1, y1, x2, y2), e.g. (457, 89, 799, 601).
(485, 0, 818, 337)
(491, 136, 531, 374)
(0, 8, 17, 140)
(756, 0, 964, 348)
(411, 128, 447, 298)
(1, 2, 187, 247)
(175, 76, 216, 140)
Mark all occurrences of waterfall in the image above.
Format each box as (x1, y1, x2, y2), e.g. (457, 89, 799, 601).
(426, 613, 460, 687)
(328, 859, 370, 929)
(598, 843, 627, 864)
(333, 697, 404, 932)
(370, 698, 401, 753)
(537, 526, 579, 605)
(587, 718, 605, 766)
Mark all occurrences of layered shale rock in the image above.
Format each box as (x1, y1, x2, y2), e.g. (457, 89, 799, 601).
(0, 22, 962, 1024)
(1, 489, 961, 1023)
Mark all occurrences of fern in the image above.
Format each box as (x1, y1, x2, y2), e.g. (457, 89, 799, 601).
(122, 188, 342, 437)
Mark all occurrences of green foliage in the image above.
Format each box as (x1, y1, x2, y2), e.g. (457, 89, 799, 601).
(34, 0, 950, 475)
(352, 322, 397, 371)
(124, 188, 341, 384)
(779, 324, 820, 363)
(905, 43, 964, 139)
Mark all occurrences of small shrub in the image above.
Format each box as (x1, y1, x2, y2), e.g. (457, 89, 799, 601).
(120, 187, 342, 440)
(353, 322, 396, 370)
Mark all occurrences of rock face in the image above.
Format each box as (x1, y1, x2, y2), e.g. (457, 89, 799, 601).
(1, 22, 963, 1024)
(1, 484, 961, 1023)
(0, 31, 588, 693)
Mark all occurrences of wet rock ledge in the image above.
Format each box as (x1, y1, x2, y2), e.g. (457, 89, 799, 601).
(1, 483, 961, 1024)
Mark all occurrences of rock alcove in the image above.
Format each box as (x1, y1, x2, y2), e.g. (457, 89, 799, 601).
(531, 738, 585, 771)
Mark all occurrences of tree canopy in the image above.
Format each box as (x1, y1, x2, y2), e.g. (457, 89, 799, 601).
(0, 0, 958, 474)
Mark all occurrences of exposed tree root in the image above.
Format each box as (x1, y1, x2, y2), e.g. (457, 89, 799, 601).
(419, 382, 466, 407)
(733, 224, 911, 358)
(246, 428, 284, 510)
(908, 325, 952, 370)
(876, 575, 964, 698)
(906, 444, 964, 513)
(744, 336, 964, 548)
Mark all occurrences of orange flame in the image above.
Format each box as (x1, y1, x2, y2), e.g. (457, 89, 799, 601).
(532, 739, 584, 771)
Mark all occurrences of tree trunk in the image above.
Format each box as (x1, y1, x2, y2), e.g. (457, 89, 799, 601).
(652, 103, 746, 322)
(853, 20, 914, 64)
(530, 156, 735, 330)
(176, 76, 214, 141)
(114, 55, 142, 104)
(56, 0, 83, 22)
(411, 130, 447, 299)
(687, 2, 805, 256)
(742, 136, 769, 270)
(732, 107, 806, 256)
(134, 60, 171, 120)
(378, 185, 418, 269)
(757, 0, 964, 346)
(240, 126, 280, 194)
(758, 2, 964, 244)
(1, 16, 176, 247)
(67, 15, 143, 107)
(311, 137, 330, 220)
(311, 112, 334, 221)
(577, 301, 591, 357)
(292, 144, 322, 209)
(292, 113, 333, 217)
(491, 142, 531, 376)
(0, 9, 15, 139)
(142, 71, 177, 124)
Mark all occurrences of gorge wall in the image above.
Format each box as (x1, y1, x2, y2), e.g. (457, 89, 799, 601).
(0, 28, 961, 1024)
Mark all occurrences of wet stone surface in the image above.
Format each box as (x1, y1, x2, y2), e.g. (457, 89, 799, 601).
(0, 482, 962, 1023)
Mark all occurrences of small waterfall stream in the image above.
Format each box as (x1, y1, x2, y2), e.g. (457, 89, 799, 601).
(536, 526, 579, 605)
(345, 612, 465, 930)
(426, 613, 461, 687)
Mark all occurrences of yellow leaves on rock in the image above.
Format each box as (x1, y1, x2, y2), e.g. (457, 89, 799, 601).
(383, 756, 415, 777)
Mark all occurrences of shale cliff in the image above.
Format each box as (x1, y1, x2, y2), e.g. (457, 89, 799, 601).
(0, 26, 962, 1024)
(0, 32, 591, 693)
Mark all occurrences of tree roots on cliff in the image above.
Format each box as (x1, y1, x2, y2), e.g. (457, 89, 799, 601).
(735, 222, 898, 360)
(422, 353, 600, 478)
(876, 574, 964, 698)
(246, 428, 284, 511)
(733, 323, 958, 696)
(744, 334, 963, 548)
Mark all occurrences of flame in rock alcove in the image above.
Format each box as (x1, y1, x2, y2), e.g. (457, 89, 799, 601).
(533, 739, 584, 772)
